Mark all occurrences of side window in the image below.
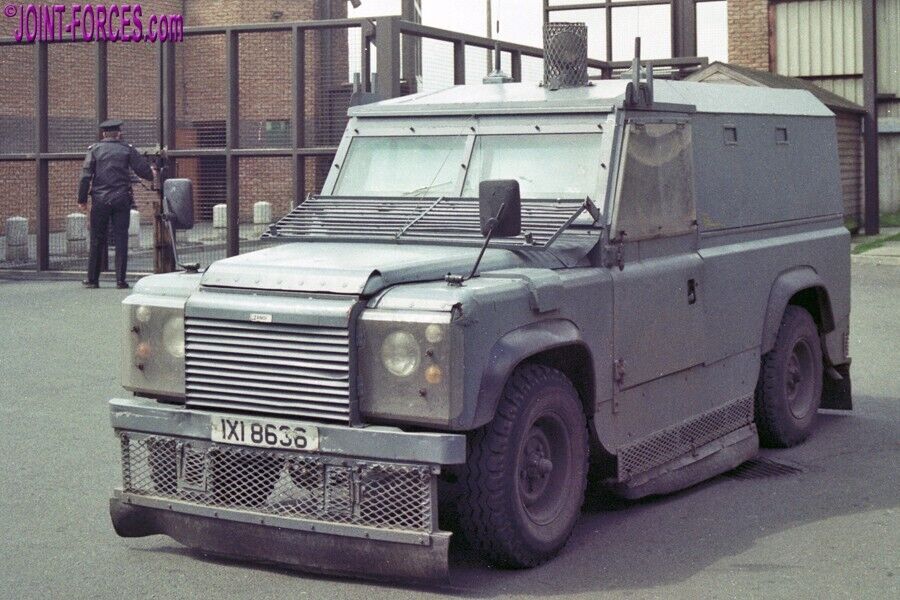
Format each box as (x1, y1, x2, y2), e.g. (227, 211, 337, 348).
(611, 122, 696, 240)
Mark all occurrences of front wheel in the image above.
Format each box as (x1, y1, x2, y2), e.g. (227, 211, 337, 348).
(755, 305, 824, 447)
(458, 364, 589, 568)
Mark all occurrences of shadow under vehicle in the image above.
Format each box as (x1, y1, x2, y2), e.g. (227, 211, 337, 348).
(107, 26, 852, 584)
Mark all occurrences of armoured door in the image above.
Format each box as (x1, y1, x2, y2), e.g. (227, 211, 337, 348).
(608, 120, 705, 391)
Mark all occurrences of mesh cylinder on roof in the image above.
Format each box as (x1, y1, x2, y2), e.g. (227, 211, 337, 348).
(543, 23, 589, 89)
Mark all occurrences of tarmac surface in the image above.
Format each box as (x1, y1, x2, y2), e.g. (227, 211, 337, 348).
(0, 262, 897, 600)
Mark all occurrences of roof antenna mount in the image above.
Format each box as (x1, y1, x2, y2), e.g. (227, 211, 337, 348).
(624, 37, 654, 108)
(483, 41, 513, 84)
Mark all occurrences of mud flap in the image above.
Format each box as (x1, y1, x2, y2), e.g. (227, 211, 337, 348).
(821, 363, 852, 410)
(110, 498, 451, 584)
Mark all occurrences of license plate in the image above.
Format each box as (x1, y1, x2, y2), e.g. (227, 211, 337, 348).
(211, 415, 319, 452)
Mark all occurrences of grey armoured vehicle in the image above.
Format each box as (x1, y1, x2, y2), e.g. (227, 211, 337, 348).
(108, 30, 852, 582)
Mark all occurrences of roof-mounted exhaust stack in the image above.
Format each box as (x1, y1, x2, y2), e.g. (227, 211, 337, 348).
(543, 22, 589, 90)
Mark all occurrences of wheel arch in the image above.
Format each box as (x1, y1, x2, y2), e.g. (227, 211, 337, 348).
(761, 267, 835, 355)
(473, 319, 595, 428)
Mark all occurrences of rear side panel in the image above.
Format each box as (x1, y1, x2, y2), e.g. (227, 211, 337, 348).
(691, 111, 850, 367)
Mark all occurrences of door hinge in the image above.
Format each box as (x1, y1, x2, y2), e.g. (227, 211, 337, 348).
(607, 231, 626, 271)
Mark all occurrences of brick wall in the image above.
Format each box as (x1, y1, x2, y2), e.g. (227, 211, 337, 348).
(728, 0, 771, 71)
(0, 0, 348, 236)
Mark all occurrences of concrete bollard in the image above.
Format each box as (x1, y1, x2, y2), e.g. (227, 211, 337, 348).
(128, 209, 141, 249)
(66, 213, 88, 256)
(253, 201, 272, 224)
(213, 204, 227, 228)
(5, 216, 29, 262)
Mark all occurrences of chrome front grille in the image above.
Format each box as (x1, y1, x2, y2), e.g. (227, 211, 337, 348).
(185, 317, 351, 423)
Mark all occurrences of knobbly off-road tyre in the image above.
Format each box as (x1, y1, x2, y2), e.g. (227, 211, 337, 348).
(755, 305, 823, 448)
(459, 364, 589, 568)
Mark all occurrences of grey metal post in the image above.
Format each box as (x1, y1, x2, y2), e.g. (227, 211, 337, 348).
(485, 0, 492, 74)
(511, 50, 522, 82)
(375, 17, 401, 99)
(225, 29, 240, 256)
(862, 0, 880, 235)
(96, 41, 108, 130)
(292, 26, 306, 207)
(672, 0, 697, 58)
(453, 40, 465, 85)
(162, 41, 176, 150)
(361, 20, 374, 92)
(35, 41, 49, 271)
(401, 0, 421, 94)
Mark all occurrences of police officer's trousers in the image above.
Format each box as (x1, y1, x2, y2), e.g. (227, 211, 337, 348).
(87, 195, 131, 284)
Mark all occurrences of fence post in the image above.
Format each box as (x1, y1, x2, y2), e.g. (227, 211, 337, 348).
(96, 40, 108, 127)
(862, 0, 880, 235)
(453, 40, 465, 85)
(361, 20, 375, 92)
(5, 217, 29, 262)
(292, 26, 306, 208)
(375, 16, 401, 99)
(66, 213, 88, 256)
(511, 50, 522, 83)
(35, 41, 49, 271)
(225, 28, 240, 256)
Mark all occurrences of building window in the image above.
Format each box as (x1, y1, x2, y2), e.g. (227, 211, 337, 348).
(264, 120, 291, 147)
(696, 0, 728, 62)
(611, 4, 672, 61)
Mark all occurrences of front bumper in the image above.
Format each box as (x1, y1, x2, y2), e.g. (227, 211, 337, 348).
(109, 397, 466, 582)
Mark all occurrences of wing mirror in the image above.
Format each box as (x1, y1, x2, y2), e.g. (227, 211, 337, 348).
(445, 179, 522, 285)
(478, 179, 521, 238)
(163, 178, 194, 230)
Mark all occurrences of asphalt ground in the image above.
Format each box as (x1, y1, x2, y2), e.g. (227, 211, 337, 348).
(0, 262, 897, 600)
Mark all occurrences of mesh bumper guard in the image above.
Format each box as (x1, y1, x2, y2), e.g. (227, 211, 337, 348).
(112, 431, 451, 582)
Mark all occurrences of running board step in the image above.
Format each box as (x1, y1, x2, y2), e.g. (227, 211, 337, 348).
(604, 424, 759, 500)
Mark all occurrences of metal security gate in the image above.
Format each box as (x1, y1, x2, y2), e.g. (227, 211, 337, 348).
(0, 11, 706, 274)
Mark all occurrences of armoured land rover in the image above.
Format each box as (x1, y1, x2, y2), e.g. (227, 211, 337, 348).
(108, 26, 852, 583)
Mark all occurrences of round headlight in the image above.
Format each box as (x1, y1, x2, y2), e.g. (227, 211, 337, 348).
(162, 316, 185, 358)
(380, 331, 420, 377)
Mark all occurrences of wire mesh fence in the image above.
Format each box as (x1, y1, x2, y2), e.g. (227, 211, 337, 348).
(1, 12, 716, 274)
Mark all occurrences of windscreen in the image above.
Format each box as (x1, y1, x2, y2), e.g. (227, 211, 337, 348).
(333, 136, 466, 197)
(461, 133, 604, 199)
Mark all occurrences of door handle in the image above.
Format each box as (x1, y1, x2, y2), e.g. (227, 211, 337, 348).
(687, 279, 697, 305)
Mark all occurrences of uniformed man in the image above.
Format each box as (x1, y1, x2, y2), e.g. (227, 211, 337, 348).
(77, 119, 156, 289)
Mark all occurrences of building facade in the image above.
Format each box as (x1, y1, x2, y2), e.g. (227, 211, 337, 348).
(0, 0, 348, 238)
(728, 0, 899, 216)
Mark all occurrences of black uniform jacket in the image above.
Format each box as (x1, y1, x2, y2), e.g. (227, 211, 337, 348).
(78, 139, 154, 204)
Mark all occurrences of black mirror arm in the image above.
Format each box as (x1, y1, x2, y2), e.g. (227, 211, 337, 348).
(467, 202, 506, 280)
(444, 202, 507, 286)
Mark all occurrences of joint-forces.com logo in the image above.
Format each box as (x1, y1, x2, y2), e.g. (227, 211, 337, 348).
(4, 3, 184, 43)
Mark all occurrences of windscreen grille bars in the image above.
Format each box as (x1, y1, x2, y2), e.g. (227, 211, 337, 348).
(263, 195, 598, 249)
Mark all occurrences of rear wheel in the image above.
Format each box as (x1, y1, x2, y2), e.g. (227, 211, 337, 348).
(755, 306, 823, 447)
(459, 364, 589, 568)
